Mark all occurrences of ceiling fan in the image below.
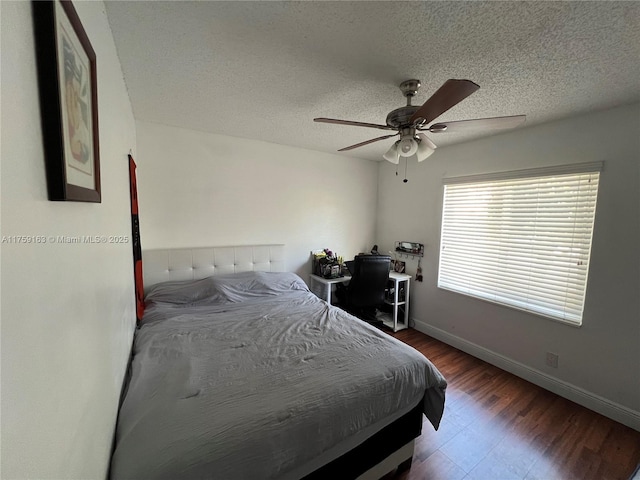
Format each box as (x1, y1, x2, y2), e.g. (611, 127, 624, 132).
(314, 79, 526, 164)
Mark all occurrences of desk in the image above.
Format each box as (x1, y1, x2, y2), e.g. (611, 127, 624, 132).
(308, 274, 351, 305)
(308, 272, 410, 332)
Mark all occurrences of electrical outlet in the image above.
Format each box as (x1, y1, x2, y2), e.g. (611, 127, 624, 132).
(546, 352, 559, 368)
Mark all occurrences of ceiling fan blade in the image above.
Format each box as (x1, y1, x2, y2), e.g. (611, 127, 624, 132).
(426, 115, 526, 133)
(314, 117, 396, 131)
(338, 133, 399, 152)
(409, 79, 480, 126)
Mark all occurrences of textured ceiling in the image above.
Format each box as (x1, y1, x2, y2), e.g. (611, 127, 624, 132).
(105, 1, 640, 162)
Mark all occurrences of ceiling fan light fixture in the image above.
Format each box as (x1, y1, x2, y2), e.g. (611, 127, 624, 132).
(383, 143, 400, 164)
(416, 133, 437, 162)
(398, 137, 418, 157)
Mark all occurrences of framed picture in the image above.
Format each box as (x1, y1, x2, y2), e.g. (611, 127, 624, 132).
(33, 0, 101, 202)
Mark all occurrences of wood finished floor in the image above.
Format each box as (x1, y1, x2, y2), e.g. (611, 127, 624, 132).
(385, 328, 640, 480)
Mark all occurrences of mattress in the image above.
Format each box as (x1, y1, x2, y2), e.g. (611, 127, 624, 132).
(110, 271, 447, 479)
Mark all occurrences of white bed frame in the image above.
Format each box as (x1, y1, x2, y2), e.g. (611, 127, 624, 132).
(140, 243, 415, 478)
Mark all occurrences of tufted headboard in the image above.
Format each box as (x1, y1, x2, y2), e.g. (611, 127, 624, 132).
(142, 244, 285, 292)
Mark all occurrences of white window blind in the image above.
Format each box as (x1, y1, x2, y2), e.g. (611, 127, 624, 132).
(438, 164, 601, 325)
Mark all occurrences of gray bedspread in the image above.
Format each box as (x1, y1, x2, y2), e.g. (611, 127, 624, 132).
(110, 272, 446, 480)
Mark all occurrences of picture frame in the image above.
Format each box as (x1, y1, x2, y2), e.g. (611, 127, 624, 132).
(33, 0, 101, 202)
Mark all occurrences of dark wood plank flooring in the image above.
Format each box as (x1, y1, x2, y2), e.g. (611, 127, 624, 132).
(386, 328, 640, 480)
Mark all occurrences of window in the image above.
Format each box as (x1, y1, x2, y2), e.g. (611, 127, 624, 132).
(438, 162, 602, 325)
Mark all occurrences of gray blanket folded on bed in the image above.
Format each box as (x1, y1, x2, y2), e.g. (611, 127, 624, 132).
(110, 272, 446, 480)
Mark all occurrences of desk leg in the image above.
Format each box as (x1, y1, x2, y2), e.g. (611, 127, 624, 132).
(393, 281, 399, 332)
(326, 285, 332, 304)
(404, 279, 410, 327)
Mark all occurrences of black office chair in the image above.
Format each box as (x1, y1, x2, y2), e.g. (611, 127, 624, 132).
(338, 254, 391, 325)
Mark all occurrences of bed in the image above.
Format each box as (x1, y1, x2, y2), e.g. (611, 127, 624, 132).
(110, 245, 447, 479)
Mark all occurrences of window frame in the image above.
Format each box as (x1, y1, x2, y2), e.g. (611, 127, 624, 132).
(437, 162, 602, 326)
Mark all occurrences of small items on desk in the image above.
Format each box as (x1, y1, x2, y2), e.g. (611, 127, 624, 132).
(393, 259, 406, 273)
(311, 248, 344, 279)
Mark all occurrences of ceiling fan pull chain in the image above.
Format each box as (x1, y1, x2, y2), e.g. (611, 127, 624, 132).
(403, 157, 408, 183)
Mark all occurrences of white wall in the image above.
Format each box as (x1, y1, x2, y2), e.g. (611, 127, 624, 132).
(135, 121, 379, 277)
(376, 103, 640, 429)
(1, 2, 136, 478)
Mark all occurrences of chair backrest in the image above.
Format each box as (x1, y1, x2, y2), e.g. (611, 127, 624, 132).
(347, 254, 391, 308)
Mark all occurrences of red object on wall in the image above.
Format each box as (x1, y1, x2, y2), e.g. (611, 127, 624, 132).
(129, 154, 144, 323)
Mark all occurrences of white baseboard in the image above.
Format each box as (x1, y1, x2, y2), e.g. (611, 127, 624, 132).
(413, 319, 640, 432)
